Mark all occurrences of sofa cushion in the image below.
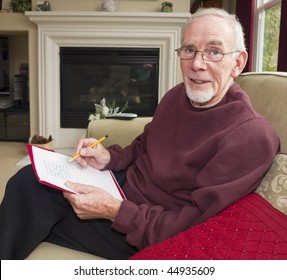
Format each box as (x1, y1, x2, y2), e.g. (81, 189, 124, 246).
(255, 153, 287, 215)
(130, 193, 287, 260)
(26, 242, 103, 260)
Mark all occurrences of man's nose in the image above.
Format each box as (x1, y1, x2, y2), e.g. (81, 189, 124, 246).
(191, 51, 207, 71)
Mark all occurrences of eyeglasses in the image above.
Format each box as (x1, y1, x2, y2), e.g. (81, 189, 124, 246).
(175, 46, 239, 62)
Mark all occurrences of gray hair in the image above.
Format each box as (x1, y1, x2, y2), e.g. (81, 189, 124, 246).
(181, 8, 246, 51)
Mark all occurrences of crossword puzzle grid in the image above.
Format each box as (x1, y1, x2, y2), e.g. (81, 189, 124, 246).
(44, 160, 73, 181)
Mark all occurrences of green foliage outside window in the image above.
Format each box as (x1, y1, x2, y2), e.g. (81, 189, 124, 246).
(262, 3, 281, 71)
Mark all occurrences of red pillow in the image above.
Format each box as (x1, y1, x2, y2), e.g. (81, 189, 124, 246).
(130, 194, 287, 260)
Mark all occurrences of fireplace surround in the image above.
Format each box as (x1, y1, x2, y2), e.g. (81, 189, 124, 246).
(27, 12, 190, 148)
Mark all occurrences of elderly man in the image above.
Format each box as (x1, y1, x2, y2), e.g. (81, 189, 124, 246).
(0, 8, 279, 259)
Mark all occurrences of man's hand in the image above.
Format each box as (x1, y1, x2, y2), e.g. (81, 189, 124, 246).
(73, 138, 111, 170)
(63, 181, 122, 221)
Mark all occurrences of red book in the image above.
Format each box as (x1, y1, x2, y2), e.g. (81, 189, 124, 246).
(27, 144, 125, 200)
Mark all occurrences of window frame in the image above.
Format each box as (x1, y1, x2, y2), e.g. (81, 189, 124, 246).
(252, 0, 281, 71)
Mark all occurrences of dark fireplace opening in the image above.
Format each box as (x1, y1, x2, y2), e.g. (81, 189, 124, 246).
(60, 47, 159, 128)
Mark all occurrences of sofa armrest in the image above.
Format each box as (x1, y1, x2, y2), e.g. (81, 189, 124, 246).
(86, 117, 152, 147)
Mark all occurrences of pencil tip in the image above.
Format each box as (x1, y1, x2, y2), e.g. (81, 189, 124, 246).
(105, 135, 109, 138)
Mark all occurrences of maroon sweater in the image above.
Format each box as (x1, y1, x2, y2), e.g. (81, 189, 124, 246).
(107, 82, 280, 250)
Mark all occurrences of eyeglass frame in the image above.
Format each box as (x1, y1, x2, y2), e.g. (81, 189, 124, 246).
(175, 46, 240, 62)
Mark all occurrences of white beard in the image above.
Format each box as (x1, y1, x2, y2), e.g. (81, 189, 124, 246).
(185, 87, 213, 104)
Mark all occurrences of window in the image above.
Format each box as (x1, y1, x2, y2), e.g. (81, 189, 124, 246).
(253, 0, 281, 71)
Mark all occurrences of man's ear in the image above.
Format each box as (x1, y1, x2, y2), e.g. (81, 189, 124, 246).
(231, 51, 248, 78)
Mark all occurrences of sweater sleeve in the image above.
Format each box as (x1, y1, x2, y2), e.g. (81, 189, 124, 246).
(112, 118, 280, 250)
(190, 118, 280, 223)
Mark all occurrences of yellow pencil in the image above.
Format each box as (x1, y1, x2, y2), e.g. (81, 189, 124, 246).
(68, 135, 109, 163)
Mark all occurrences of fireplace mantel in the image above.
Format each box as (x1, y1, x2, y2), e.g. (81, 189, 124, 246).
(26, 11, 190, 24)
(26, 12, 190, 148)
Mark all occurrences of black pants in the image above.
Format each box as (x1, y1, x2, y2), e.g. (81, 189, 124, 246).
(0, 165, 138, 260)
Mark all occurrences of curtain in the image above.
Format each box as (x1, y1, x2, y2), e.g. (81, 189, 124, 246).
(236, 0, 255, 72)
(277, 0, 287, 71)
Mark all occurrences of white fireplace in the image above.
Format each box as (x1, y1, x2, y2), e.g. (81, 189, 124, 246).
(26, 12, 190, 148)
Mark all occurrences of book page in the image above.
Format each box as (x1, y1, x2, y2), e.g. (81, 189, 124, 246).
(29, 145, 124, 200)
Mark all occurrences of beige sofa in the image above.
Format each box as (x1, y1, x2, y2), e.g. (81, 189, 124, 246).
(26, 72, 287, 259)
